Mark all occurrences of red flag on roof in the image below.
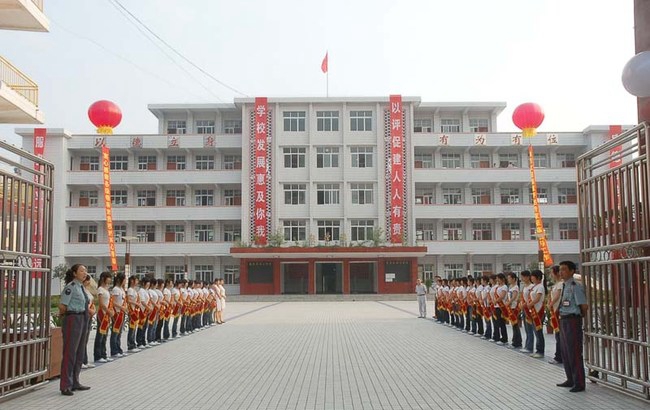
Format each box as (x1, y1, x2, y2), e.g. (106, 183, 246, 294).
(321, 52, 328, 74)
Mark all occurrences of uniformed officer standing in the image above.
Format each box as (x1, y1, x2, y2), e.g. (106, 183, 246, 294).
(415, 278, 427, 318)
(556, 260, 588, 393)
(58, 264, 92, 396)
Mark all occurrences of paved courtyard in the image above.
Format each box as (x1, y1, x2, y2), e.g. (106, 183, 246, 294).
(2, 301, 646, 410)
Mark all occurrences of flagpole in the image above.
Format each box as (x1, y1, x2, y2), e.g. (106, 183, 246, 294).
(326, 70, 329, 98)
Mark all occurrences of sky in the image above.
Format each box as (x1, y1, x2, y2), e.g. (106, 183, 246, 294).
(0, 0, 639, 147)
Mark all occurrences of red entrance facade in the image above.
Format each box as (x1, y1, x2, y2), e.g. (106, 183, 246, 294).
(231, 246, 427, 295)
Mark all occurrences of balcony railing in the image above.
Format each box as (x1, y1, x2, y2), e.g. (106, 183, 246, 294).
(0, 55, 38, 106)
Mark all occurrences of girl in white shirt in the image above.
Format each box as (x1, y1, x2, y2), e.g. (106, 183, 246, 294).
(527, 269, 546, 358)
(506, 272, 522, 349)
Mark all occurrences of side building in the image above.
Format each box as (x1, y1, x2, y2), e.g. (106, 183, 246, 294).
(18, 96, 616, 294)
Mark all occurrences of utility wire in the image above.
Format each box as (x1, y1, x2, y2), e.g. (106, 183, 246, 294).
(106, 0, 224, 102)
(110, 0, 249, 97)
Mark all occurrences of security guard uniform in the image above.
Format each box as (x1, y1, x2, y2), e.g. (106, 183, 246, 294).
(59, 279, 89, 394)
(558, 277, 587, 391)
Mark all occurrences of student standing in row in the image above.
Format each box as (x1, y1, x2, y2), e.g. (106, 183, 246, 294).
(93, 271, 114, 363)
(110, 273, 127, 357)
(527, 270, 546, 358)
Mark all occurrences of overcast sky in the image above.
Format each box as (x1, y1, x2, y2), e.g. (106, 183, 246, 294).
(0, 0, 638, 146)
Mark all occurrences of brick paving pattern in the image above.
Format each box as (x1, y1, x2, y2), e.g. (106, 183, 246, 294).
(2, 301, 645, 410)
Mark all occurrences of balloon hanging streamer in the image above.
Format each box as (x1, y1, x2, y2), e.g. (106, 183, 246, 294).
(528, 145, 553, 267)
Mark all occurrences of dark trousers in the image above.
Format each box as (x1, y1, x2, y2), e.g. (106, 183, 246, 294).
(180, 314, 187, 334)
(82, 317, 92, 365)
(147, 319, 158, 343)
(554, 332, 563, 362)
(524, 320, 535, 351)
(110, 327, 123, 356)
(163, 319, 170, 339)
(172, 315, 180, 337)
(465, 307, 472, 332)
(93, 327, 108, 361)
(484, 318, 492, 339)
(491, 316, 500, 341)
(560, 316, 585, 388)
(127, 321, 137, 350)
(511, 321, 522, 348)
(534, 327, 545, 354)
(474, 313, 483, 335)
(457, 313, 464, 329)
(136, 320, 148, 346)
(495, 308, 508, 343)
(60, 312, 88, 391)
(155, 318, 163, 341)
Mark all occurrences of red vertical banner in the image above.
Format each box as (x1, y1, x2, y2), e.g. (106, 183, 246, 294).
(608, 125, 623, 249)
(101, 146, 118, 271)
(528, 145, 553, 267)
(253, 97, 269, 245)
(389, 95, 404, 243)
(609, 125, 623, 167)
(31, 128, 46, 275)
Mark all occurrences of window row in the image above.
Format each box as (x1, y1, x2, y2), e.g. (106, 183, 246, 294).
(74, 223, 242, 243)
(283, 146, 374, 169)
(166, 119, 242, 135)
(413, 118, 490, 133)
(78, 154, 242, 172)
(414, 186, 577, 205)
(415, 221, 578, 241)
(283, 110, 373, 132)
(279, 219, 376, 242)
(283, 183, 374, 205)
(75, 188, 242, 207)
(83, 263, 240, 284)
(420, 262, 538, 280)
(413, 151, 576, 169)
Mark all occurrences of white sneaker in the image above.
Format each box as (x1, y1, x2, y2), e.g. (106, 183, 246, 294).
(81, 364, 88, 369)
(121, 353, 128, 357)
(531, 353, 544, 358)
(128, 348, 141, 353)
(106, 357, 114, 362)
(496, 341, 504, 346)
(97, 358, 107, 363)
(519, 348, 532, 353)
(86, 363, 96, 368)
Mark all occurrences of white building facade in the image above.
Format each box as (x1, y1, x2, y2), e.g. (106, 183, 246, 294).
(18, 96, 616, 294)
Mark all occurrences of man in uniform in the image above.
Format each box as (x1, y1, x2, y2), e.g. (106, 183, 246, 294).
(556, 260, 588, 393)
(415, 278, 427, 318)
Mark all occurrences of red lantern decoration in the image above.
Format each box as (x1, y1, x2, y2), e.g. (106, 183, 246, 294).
(512, 102, 544, 138)
(88, 100, 122, 135)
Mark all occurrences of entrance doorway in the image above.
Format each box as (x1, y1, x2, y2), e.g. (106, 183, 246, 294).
(350, 262, 376, 293)
(282, 263, 308, 294)
(315, 262, 342, 294)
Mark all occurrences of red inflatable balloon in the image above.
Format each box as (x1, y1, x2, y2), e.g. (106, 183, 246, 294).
(512, 102, 544, 138)
(88, 100, 122, 130)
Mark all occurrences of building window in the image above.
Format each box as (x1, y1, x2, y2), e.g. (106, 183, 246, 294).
(472, 222, 493, 240)
(471, 188, 491, 204)
(223, 223, 241, 242)
(414, 119, 433, 133)
(558, 153, 576, 168)
(316, 111, 339, 131)
(136, 225, 156, 242)
(224, 265, 240, 285)
(194, 224, 214, 242)
(533, 153, 548, 168)
(137, 155, 157, 171)
(470, 153, 491, 168)
(558, 187, 577, 204)
(414, 152, 434, 168)
(80, 156, 99, 171)
(165, 189, 185, 206)
(351, 183, 373, 205)
(473, 263, 493, 276)
(194, 265, 214, 282)
(113, 224, 126, 243)
(284, 184, 306, 205)
(530, 222, 551, 240)
(110, 155, 128, 171)
(223, 189, 242, 206)
(195, 189, 214, 206)
(529, 187, 549, 204)
(317, 220, 340, 241)
(283, 147, 306, 168)
(283, 111, 306, 132)
(443, 222, 463, 240)
(351, 146, 373, 168)
(224, 119, 242, 134)
(501, 222, 521, 240)
(469, 118, 489, 132)
(419, 264, 435, 281)
(164, 265, 185, 281)
(223, 155, 242, 170)
(111, 189, 128, 206)
(500, 188, 520, 204)
(441, 152, 462, 168)
(195, 155, 215, 170)
(498, 153, 519, 168)
(560, 222, 579, 239)
(137, 190, 156, 207)
(283, 220, 306, 242)
(196, 120, 215, 134)
(135, 266, 155, 276)
(416, 222, 435, 240)
(167, 120, 187, 134)
(502, 263, 523, 274)
(78, 225, 97, 243)
(440, 119, 461, 133)
(415, 188, 434, 205)
(442, 188, 462, 205)
(79, 190, 98, 207)
(316, 147, 339, 168)
(350, 110, 372, 131)
(350, 219, 374, 241)
(166, 155, 186, 170)
(316, 183, 340, 205)
(165, 224, 185, 242)
(443, 263, 464, 278)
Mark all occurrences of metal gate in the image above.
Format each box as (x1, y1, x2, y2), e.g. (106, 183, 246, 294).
(577, 123, 650, 400)
(0, 140, 53, 399)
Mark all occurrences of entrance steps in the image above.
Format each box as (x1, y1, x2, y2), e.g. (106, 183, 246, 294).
(227, 294, 417, 302)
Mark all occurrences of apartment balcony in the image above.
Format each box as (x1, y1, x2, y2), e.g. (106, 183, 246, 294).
(0, 55, 43, 123)
(64, 241, 233, 258)
(413, 204, 578, 219)
(421, 240, 579, 255)
(412, 167, 576, 184)
(0, 0, 49, 32)
(67, 169, 242, 185)
(66, 205, 242, 221)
